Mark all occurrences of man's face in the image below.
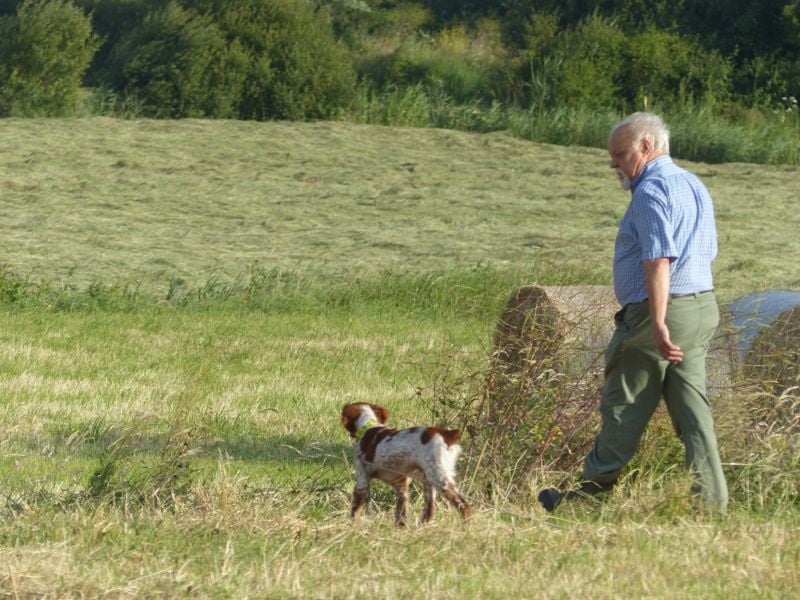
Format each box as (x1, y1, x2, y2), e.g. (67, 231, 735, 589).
(607, 126, 651, 190)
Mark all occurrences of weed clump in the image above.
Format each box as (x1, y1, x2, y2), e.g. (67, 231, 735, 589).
(86, 427, 201, 510)
(432, 285, 616, 490)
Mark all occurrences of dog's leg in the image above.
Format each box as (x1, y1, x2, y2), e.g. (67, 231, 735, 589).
(425, 452, 471, 522)
(439, 481, 472, 521)
(393, 478, 409, 526)
(351, 485, 369, 520)
(422, 480, 437, 522)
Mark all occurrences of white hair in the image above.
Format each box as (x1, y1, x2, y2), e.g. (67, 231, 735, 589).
(611, 112, 671, 154)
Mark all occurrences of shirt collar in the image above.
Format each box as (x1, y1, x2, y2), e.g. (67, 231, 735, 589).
(630, 154, 672, 191)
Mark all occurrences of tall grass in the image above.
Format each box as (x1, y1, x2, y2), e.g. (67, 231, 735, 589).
(346, 84, 800, 165)
(0, 263, 514, 318)
(3, 264, 797, 513)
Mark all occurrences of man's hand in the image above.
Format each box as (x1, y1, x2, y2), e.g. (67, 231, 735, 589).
(652, 321, 683, 363)
(643, 257, 683, 363)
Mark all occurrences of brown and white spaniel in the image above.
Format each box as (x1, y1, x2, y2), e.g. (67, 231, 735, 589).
(341, 402, 471, 526)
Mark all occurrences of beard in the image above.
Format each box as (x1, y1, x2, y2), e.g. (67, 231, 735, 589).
(615, 169, 632, 191)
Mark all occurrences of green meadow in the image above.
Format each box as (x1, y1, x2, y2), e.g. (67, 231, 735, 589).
(1, 118, 799, 597)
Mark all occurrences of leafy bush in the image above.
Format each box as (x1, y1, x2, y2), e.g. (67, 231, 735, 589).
(357, 18, 509, 106)
(518, 14, 625, 111)
(518, 15, 732, 113)
(109, 2, 246, 118)
(88, 0, 356, 120)
(624, 29, 732, 109)
(0, 0, 98, 116)
(209, 0, 357, 120)
(77, 0, 162, 85)
(552, 15, 628, 110)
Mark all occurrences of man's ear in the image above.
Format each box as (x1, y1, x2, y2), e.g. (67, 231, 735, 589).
(640, 136, 653, 155)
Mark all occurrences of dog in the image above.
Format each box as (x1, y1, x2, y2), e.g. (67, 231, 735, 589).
(341, 402, 471, 526)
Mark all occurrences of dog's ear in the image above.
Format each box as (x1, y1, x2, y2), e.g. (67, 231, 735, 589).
(371, 404, 389, 424)
(341, 403, 359, 436)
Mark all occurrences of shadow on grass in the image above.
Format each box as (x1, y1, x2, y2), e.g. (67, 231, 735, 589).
(0, 430, 357, 520)
(4, 426, 354, 492)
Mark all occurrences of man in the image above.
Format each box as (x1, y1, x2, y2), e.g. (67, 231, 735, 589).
(539, 112, 728, 513)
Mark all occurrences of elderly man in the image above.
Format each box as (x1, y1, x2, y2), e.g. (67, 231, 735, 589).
(539, 112, 728, 513)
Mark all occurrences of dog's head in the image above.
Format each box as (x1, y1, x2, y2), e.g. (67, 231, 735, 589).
(341, 402, 389, 438)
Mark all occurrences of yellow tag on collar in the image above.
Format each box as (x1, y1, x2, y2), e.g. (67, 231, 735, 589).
(355, 420, 380, 441)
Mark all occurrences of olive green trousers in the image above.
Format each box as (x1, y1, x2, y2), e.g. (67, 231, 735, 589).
(583, 292, 728, 511)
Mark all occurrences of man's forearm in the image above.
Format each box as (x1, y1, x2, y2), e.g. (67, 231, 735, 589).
(643, 258, 671, 327)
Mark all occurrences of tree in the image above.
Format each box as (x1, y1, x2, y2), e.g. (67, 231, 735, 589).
(0, 0, 98, 116)
(204, 0, 357, 120)
(623, 29, 732, 110)
(110, 2, 247, 118)
(520, 14, 626, 110)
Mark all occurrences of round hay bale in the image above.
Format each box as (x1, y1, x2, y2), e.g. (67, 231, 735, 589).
(483, 285, 617, 479)
(493, 284, 617, 375)
(707, 309, 739, 402)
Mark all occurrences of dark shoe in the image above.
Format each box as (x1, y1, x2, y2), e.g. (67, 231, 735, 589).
(538, 480, 615, 512)
(537, 487, 564, 512)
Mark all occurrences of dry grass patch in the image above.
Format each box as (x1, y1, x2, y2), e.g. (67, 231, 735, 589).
(0, 119, 798, 297)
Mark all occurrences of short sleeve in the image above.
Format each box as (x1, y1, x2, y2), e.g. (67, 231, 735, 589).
(630, 181, 677, 261)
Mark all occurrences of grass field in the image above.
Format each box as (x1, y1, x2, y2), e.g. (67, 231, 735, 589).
(2, 118, 799, 297)
(1, 118, 799, 598)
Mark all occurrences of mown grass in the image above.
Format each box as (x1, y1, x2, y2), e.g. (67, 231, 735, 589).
(1, 118, 798, 299)
(1, 118, 799, 597)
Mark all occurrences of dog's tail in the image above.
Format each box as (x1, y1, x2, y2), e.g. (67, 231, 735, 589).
(425, 428, 463, 484)
(440, 428, 462, 447)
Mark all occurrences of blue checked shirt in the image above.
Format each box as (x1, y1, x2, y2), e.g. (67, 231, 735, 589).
(613, 155, 718, 306)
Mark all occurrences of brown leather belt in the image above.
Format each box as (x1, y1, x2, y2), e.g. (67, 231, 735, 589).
(670, 290, 713, 299)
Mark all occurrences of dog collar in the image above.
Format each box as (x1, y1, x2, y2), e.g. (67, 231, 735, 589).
(355, 419, 380, 441)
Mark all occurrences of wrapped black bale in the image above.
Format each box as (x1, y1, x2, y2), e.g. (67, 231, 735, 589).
(728, 290, 800, 395)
